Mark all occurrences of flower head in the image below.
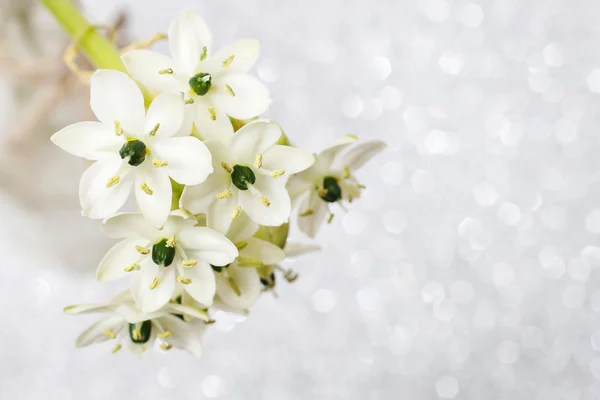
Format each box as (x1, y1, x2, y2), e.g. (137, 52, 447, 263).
(122, 9, 270, 142)
(95, 211, 238, 313)
(180, 119, 314, 233)
(51, 70, 213, 228)
(287, 135, 387, 238)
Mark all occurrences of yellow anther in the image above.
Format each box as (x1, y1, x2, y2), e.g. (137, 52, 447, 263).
(148, 123, 160, 137)
(238, 256, 263, 267)
(166, 235, 177, 248)
(231, 206, 242, 220)
(221, 161, 234, 174)
(124, 263, 141, 272)
(235, 241, 248, 250)
(177, 276, 192, 284)
(317, 188, 328, 197)
(328, 213, 335, 224)
(106, 176, 120, 188)
(260, 196, 271, 207)
(216, 190, 233, 199)
(271, 169, 285, 178)
(112, 343, 122, 353)
(145, 147, 152, 156)
(225, 85, 235, 97)
(343, 167, 351, 179)
(157, 330, 172, 339)
(299, 209, 314, 217)
(149, 277, 160, 290)
(200, 46, 208, 61)
(103, 330, 116, 339)
(160, 343, 173, 351)
(208, 107, 217, 121)
(131, 329, 142, 341)
(185, 98, 195, 105)
(135, 245, 150, 255)
(153, 160, 168, 168)
(254, 153, 263, 169)
(140, 182, 153, 195)
(159, 68, 173, 74)
(222, 55, 235, 67)
(113, 120, 123, 136)
(182, 259, 197, 268)
(228, 276, 241, 296)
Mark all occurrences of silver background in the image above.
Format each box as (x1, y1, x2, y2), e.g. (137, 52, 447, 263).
(2, 0, 600, 398)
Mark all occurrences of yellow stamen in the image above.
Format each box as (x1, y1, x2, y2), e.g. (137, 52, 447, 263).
(200, 46, 208, 61)
(145, 147, 152, 156)
(160, 343, 172, 351)
(159, 68, 173, 74)
(185, 98, 195, 105)
(343, 167, 351, 179)
(153, 160, 168, 168)
(222, 55, 235, 67)
(208, 107, 217, 121)
(216, 190, 233, 199)
(135, 245, 150, 255)
(271, 169, 285, 178)
(166, 235, 177, 248)
(103, 330, 116, 339)
(112, 343, 122, 353)
(148, 123, 160, 136)
(231, 206, 242, 219)
(254, 153, 263, 169)
(114, 120, 123, 136)
(177, 276, 192, 284)
(328, 213, 335, 224)
(157, 330, 172, 339)
(124, 263, 141, 272)
(221, 161, 234, 174)
(228, 276, 241, 296)
(140, 182, 153, 195)
(106, 176, 120, 188)
(225, 85, 235, 97)
(299, 209, 314, 217)
(260, 196, 271, 207)
(182, 259, 197, 268)
(317, 188, 328, 197)
(149, 277, 160, 290)
(131, 329, 142, 341)
(238, 256, 263, 267)
(235, 241, 248, 250)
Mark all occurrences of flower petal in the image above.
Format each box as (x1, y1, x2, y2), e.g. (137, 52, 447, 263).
(228, 119, 281, 165)
(212, 73, 271, 119)
(79, 158, 133, 220)
(121, 49, 183, 93)
(226, 210, 258, 244)
(95, 238, 148, 282)
(336, 140, 387, 170)
(262, 145, 315, 175)
(115, 304, 165, 324)
(64, 303, 113, 315)
(166, 302, 210, 321)
(90, 70, 146, 133)
(134, 169, 172, 229)
(131, 260, 176, 313)
(51, 121, 122, 160)
(156, 314, 204, 358)
(239, 178, 290, 226)
(192, 101, 234, 142)
(144, 93, 185, 138)
(297, 191, 329, 238)
(284, 242, 321, 257)
(178, 226, 238, 266)
(206, 191, 238, 234)
(102, 212, 161, 241)
(286, 175, 313, 208)
(152, 136, 213, 185)
(180, 173, 228, 214)
(215, 264, 261, 310)
(319, 134, 359, 168)
(75, 315, 125, 348)
(168, 9, 212, 76)
(210, 39, 260, 74)
(182, 260, 216, 307)
(239, 237, 285, 265)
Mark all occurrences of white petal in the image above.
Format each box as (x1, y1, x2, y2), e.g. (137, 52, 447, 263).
(90, 70, 145, 133)
(115, 304, 165, 323)
(215, 264, 261, 310)
(166, 303, 210, 321)
(178, 226, 238, 266)
(157, 314, 204, 358)
(228, 119, 281, 165)
(121, 50, 183, 93)
(64, 302, 113, 315)
(79, 158, 133, 220)
(180, 173, 228, 214)
(210, 39, 260, 73)
(95, 239, 148, 282)
(226, 210, 258, 244)
(336, 140, 387, 170)
(319, 134, 359, 167)
(212, 294, 248, 315)
(152, 136, 213, 185)
(135, 169, 172, 229)
(297, 191, 329, 238)
(51, 121, 122, 160)
(212, 73, 271, 119)
(132, 260, 176, 313)
(102, 212, 161, 241)
(182, 260, 216, 307)
(206, 192, 238, 234)
(284, 242, 321, 258)
(262, 145, 315, 175)
(239, 178, 290, 226)
(192, 101, 234, 142)
(75, 315, 125, 348)
(286, 175, 313, 208)
(168, 9, 212, 76)
(239, 237, 285, 265)
(144, 93, 185, 138)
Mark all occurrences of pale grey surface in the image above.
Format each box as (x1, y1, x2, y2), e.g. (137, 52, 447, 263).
(3, 0, 600, 399)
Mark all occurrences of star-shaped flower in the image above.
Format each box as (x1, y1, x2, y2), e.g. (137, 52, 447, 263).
(180, 119, 314, 233)
(51, 69, 213, 228)
(122, 9, 270, 142)
(286, 135, 387, 238)
(95, 211, 238, 313)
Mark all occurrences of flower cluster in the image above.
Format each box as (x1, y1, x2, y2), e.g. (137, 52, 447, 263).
(52, 9, 386, 357)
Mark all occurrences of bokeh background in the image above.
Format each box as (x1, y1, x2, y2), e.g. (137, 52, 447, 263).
(2, 0, 600, 398)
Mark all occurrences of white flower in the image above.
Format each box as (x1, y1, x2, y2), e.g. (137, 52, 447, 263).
(180, 119, 314, 233)
(122, 9, 270, 142)
(51, 69, 213, 228)
(65, 291, 208, 357)
(95, 211, 238, 313)
(287, 135, 387, 238)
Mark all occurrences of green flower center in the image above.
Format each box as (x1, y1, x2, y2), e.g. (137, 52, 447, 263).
(320, 176, 342, 203)
(119, 139, 147, 166)
(231, 165, 256, 191)
(189, 72, 212, 96)
(152, 238, 176, 267)
(129, 320, 152, 344)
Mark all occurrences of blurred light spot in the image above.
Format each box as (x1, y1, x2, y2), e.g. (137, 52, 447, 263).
(435, 375, 459, 399)
(312, 289, 336, 313)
